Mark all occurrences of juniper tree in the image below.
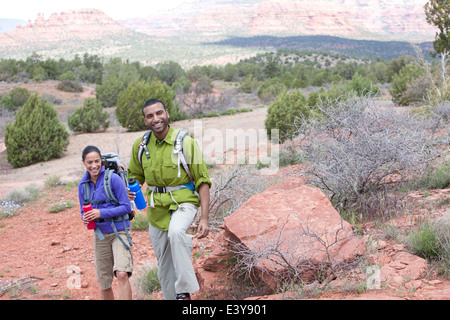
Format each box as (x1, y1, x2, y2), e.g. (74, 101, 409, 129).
(115, 80, 180, 131)
(68, 97, 109, 133)
(5, 93, 69, 168)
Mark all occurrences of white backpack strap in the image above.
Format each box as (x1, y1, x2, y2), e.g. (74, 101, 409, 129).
(173, 130, 194, 183)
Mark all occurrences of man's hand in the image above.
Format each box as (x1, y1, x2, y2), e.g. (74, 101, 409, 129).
(196, 217, 209, 239)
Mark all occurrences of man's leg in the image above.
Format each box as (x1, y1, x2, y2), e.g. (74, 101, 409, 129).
(168, 203, 200, 296)
(149, 223, 177, 300)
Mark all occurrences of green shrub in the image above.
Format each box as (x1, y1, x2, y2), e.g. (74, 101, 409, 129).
(4, 185, 40, 204)
(48, 201, 76, 213)
(257, 77, 286, 103)
(406, 216, 450, 277)
(115, 80, 180, 131)
(5, 94, 69, 168)
(346, 74, 380, 96)
(390, 64, 426, 105)
(60, 71, 77, 81)
(56, 80, 84, 93)
(265, 89, 310, 142)
(133, 262, 160, 297)
(95, 75, 126, 108)
(68, 98, 109, 133)
(0, 87, 31, 111)
(131, 213, 149, 231)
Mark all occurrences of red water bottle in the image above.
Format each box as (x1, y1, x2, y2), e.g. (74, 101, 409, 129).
(82, 200, 96, 230)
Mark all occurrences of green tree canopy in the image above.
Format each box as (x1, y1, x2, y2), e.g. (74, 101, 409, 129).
(115, 81, 180, 131)
(425, 0, 450, 56)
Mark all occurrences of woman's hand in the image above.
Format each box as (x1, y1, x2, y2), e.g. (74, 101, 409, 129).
(83, 209, 101, 225)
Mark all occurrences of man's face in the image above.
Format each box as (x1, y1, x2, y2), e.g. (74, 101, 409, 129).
(143, 102, 170, 139)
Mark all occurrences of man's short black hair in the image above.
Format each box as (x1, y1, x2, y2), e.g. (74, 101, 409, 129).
(142, 99, 166, 116)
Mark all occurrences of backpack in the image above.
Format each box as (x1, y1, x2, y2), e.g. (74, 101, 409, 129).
(82, 152, 133, 250)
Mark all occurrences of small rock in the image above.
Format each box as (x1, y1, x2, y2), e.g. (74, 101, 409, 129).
(376, 240, 388, 250)
(51, 240, 60, 246)
(405, 280, 422, 290)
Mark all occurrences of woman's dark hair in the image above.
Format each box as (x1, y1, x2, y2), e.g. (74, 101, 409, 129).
(82, 145, 101, 161)
(142, 98, 166, 116)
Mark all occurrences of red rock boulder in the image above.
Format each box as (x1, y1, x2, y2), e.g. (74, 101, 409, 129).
(224, 183, 365, 289)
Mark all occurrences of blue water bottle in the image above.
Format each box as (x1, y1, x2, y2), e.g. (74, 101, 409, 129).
(128, 178, 147, 210)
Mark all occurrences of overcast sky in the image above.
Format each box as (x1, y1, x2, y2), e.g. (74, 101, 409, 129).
(0, 0, 187, 21)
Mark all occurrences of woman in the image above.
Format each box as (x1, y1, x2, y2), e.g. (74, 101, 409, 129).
(78, 145, 133, 300)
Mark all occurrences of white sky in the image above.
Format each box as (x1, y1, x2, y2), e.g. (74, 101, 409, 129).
(0, 0, 187, 21)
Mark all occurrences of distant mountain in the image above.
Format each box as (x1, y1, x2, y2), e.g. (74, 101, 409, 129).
(0, 9, 150, 60)
(0, 2, 438, 65)
(120, 0, 436, 42)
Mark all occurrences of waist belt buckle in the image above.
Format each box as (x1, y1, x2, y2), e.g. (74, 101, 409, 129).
(156, 187, 166, 193)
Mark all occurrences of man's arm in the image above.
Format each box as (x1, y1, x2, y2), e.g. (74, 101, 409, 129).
(196, 182, 210, 239)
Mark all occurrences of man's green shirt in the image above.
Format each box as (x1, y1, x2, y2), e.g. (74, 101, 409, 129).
(128, 126, 211, 231)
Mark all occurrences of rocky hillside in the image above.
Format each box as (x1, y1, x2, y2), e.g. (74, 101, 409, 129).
(0, 9, 150, 60)
(120, 0, 437, 41)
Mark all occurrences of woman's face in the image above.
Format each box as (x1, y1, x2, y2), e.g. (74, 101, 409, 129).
(82, 151, 102, 179)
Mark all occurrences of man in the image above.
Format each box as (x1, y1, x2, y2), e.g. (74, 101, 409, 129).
(127, 98, 211, 300)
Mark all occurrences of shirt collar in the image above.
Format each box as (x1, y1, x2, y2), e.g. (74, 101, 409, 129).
(151, 126, 175, 146)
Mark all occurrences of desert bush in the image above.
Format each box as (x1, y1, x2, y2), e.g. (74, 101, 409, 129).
(406, 215, 450, 277)
(60, 71, 77, 81)
(257, 77, 286, 103)
(0, 87, 31, 111)
(68, 98, 109, 133)
(240, 75, 260, 94)
(132, 261, 160, 298)
(5, 94, 69, 168)
(265, 89, 311, 143)
(0, 184, 40, 218)
(346, 74, 380, 96)
(47, 201, 76, 213)
(294, 95, 440, 214)
(156, 61, 186, 86)
(95, 75, 126, 108)
(390, 64, 426, 105)
(207, 166, 270, 229)
(56, 80, 84, 93)
(1, 184, 40, 205)
(131, 213, 149, 231)
(115, 80, 181, 131)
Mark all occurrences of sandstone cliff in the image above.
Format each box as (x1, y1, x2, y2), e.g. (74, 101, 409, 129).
(1, 9, 136, 46)
(121, 0, 436, 41)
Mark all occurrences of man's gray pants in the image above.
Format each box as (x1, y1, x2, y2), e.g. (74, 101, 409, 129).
(148, 203, 199, 300)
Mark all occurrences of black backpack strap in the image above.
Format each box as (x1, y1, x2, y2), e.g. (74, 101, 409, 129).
(138, 131, 152, 166)
(83, 181, 90, 202)
(103, 168, 119, 207)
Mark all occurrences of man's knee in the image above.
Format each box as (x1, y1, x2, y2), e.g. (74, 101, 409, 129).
(115, 271, 129, 282)
(168, 227, 185, 242)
